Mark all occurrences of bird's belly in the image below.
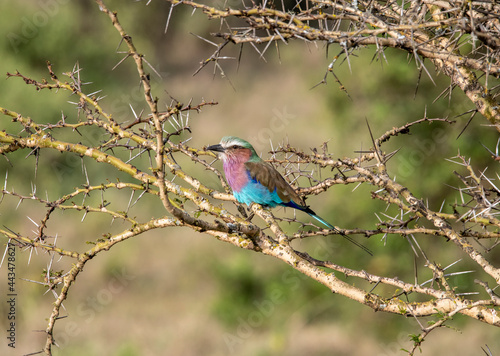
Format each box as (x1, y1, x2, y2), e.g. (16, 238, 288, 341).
(234, 181, 280, 208)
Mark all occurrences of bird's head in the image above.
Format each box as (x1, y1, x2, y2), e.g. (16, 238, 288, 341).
(207, 136, 258, 162)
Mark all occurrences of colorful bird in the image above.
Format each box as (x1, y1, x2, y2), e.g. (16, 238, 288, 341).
(207, 136, 371, 255)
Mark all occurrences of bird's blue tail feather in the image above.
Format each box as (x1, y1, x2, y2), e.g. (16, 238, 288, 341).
(283, 201, 372, 256)
(309, 213, 335, 230)
(310, 213, 373, 256)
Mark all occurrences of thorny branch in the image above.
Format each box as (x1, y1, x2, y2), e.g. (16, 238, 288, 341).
(0, 1, 499, 355)
(171, 0, 500, 129)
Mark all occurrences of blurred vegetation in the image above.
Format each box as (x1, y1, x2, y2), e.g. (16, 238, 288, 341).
(1, 1, 499, 355)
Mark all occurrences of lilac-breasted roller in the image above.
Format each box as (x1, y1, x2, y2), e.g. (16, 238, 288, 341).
(207, 136, 371, 255)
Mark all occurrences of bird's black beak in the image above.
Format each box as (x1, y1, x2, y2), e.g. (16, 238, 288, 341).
(207, 144, 225, 153)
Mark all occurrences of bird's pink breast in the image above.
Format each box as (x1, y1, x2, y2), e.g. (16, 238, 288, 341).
(223, 148, 252, 192)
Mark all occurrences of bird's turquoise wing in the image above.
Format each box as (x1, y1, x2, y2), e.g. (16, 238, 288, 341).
(244, 161, 304, 206)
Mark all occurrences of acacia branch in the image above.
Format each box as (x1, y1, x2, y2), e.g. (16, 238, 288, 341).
(171, 0, 500, 128)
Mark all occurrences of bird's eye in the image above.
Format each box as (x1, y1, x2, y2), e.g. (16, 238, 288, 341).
(229, 145, 242, 149)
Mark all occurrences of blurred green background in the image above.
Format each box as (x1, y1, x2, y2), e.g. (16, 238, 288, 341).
(1, 1, 499, 355)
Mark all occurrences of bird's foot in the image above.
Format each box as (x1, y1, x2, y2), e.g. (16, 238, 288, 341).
(245, 212, 255, 222)
(237, 204, 249, 219)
